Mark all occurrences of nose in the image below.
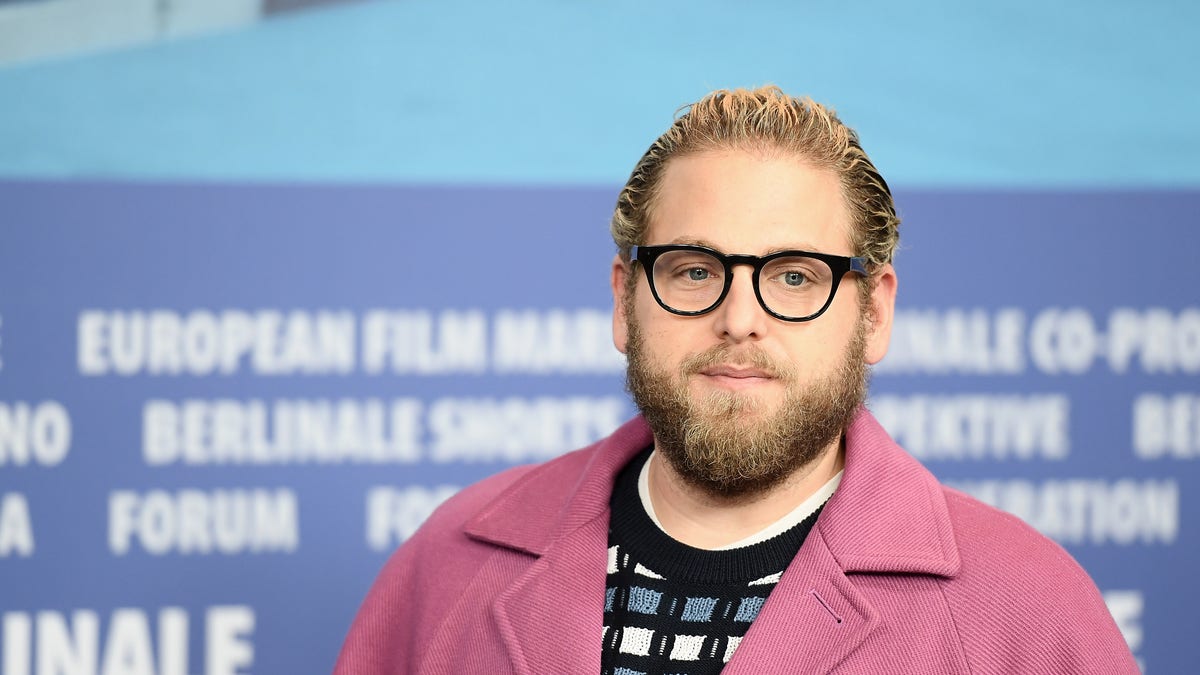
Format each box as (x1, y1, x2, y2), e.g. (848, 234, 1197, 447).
(711, 265, 769, 343)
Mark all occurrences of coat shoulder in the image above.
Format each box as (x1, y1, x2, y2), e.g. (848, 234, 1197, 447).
(334, 445, 605, 675)
(937, 487, 1138, 674)
(941, 486, 1086, 574)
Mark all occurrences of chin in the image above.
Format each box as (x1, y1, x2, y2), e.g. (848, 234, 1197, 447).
(693, 390, 780, 419)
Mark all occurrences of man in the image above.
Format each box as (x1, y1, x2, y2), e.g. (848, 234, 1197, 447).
(336, 87, 1137, 674)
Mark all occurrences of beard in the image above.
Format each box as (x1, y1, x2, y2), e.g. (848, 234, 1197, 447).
(624, 307, 869, 500)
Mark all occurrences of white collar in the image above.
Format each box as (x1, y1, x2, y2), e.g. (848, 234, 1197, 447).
(638, 450, 842, 550)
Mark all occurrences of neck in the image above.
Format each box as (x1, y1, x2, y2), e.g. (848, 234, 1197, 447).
(646, 437, 844, 549)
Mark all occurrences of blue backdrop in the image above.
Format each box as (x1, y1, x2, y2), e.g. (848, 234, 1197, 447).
(1, 1, 1198, 673)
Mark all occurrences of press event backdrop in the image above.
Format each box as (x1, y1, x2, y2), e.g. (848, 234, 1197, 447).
(1, 1, 1198, 673)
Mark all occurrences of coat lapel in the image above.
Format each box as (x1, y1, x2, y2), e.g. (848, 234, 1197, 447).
(725, 410, 960, 672)
(724, 527, 880, 674)
(491, 513, 610, 674)
(464, 418, 654, 674)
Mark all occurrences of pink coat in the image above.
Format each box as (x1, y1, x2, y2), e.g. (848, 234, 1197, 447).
(336, 411, 1137, 674)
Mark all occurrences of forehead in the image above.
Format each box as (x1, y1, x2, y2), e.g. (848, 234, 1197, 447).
(647, 149, 854, 255)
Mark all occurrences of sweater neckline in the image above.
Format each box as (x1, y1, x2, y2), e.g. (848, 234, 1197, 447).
(609, 447, 826, 585)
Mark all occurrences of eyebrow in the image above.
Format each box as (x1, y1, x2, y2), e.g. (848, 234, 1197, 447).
(664, 236, 823, 255)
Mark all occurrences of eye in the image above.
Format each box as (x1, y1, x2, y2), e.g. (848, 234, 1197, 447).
(657, 250, 722, 287)
(781, 271, 807, 287)
(764, 257, 829, 290)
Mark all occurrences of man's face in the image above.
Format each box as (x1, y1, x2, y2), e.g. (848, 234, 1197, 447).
(611, 149, 896, 498)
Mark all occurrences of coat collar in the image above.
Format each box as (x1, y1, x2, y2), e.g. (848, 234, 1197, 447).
(818, 410, 961, 577)
(464, 409, 960, 577)
(463, 409, 961, 673)
(463, 416, 651, 555)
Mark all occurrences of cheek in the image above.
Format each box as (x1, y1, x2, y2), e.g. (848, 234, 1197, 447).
(779, 320, 854, 376)
(634, 309, 707, 364)
(632, 291, 672, 337)
(819, 292, 865, 340)
(640, 320, 685, 358)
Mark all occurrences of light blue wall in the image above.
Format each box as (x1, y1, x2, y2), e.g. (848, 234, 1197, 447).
(1, 0, 1196, 186)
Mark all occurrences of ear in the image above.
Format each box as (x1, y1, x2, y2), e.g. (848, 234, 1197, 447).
(611, 254, 631, 354)
(863, 263, 897, 365)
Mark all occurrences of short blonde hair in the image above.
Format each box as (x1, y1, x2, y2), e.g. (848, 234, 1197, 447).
(611, 86, 899, 272)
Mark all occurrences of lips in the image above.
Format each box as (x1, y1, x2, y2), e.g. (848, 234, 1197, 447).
(680, 345, 788, 384)
(699, 365, 774, 379)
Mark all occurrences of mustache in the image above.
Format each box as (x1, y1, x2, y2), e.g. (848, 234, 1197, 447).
(678, 343, 794, 381)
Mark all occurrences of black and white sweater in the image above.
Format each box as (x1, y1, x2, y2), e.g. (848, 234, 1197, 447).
(601, 448, 827, 675)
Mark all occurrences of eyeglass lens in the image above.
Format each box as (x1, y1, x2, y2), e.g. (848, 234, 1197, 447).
(651, 249, 836, 319)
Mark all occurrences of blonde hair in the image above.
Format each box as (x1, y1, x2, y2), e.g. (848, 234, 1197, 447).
(611, 86, 899, 272)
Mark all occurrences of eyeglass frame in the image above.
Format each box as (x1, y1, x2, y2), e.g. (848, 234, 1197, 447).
(630, 243, 870, 322)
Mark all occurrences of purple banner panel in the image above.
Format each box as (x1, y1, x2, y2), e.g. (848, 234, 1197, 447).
(0, 181, 1196, 673)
